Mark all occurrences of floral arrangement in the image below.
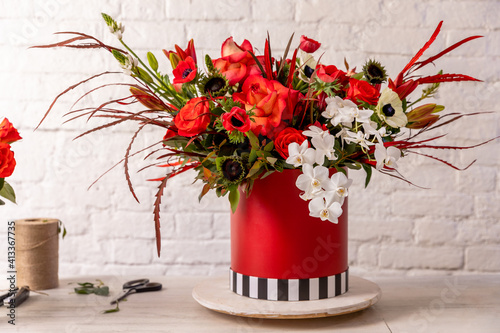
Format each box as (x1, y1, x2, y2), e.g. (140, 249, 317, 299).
(0, 118, 21, 205)
(37, 15, 494, 254)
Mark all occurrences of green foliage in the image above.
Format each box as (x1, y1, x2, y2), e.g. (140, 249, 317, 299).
(74, 280, 109, 296)
(147, 52, 159, 72)
(0, 181, 16, 204)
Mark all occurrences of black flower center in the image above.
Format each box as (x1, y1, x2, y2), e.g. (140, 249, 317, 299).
(367, 64, 384, 79)
(222, 159, 244, 182)
(304, 65, 314, 78)
(230, 116, 244, 128)
(382, 104, 396, 117)
(204, 77, 225, 93)
(182, 68, 193, 79)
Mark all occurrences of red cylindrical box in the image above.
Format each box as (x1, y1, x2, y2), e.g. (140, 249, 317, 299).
(231, 169, 348, 280)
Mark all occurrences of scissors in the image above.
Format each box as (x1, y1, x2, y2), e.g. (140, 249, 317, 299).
(110, 279, 162, 304)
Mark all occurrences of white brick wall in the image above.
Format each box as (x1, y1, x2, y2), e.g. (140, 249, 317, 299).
(1, 0, 499, 279)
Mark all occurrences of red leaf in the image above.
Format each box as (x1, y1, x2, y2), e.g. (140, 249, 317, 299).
(416, 73, 481, 85)
(399, 21, 443, 76)
(414, 35, 483, 71)
(287, 48, 298, 88)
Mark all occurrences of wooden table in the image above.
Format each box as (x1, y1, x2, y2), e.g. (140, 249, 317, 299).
(1, 275, 499, 332)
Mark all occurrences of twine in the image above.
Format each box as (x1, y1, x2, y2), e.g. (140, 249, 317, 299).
(15, 218, 60, 290)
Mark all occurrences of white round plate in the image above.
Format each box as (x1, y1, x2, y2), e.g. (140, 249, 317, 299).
(192, 275, 381, 319)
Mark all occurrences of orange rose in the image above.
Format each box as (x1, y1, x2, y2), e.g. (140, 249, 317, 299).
(174, 97, 211, 137)
(0, 143, 16, 178)
(233, 75, 300, 138)
(213, 37, 263, 86)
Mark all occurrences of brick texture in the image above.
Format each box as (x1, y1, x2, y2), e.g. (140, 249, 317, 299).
(1, 0, 499, 279)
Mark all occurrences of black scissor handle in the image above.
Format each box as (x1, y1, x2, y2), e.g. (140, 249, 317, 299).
(135, 282, 162, 293)
(123, 278, 149, 289)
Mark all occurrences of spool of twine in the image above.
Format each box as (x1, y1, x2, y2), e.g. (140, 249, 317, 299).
(15, 218, 59, 290)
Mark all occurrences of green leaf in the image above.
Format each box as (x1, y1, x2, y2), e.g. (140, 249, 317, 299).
(246, 160, 264, 178)
(136, 67, 154, 84)
(246, 131, 260, 149)
(0, 178, 4, 190)
(362, 163, 373, 188)
(147, 52, 159, 72)
(0, 198, 5, 205)
(111, 49, 127, 65)
(263, 140, 274, 152)
(248, 149, 257, 164)
(0, 181, 16, 203)
(58, 220, 67, 239)
(228, 189, 240, 214)
(102, 302, 120, 314)
(94, 286, 109, 296)
(101, 13, 115, 27)
(74, 287, 94, 294)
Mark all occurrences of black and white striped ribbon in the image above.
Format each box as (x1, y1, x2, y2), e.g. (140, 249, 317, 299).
(229, 268, 349, 301)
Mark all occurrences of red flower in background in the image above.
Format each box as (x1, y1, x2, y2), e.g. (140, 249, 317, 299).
(0, 143, 16, 178)
(173, 56, 197, 84)
(174, 98, 211, 137)
(222, 107, 251, 133)
(0, 118, 22, 144)
(274, 128, 308, 159)
(233, 75, 300, 138)
(299, 35, 321, 53)
(346, 78, 380, 105)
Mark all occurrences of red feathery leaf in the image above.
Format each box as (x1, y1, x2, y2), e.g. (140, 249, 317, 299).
(35, 71, 120, 130)
(416, 73, 481, 85)
(407, 151, 476, 171)
(153, 174, 169, 256)
(400, 21, 443, 76)
(287, 48, 298, 88)
(414, 35, 483, 71)
(264, 38, 274, 79)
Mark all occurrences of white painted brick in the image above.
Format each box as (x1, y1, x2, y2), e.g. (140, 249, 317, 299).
(350, 217, 414, 242)
(166, 0, 251, 21)
(458, 166, 496, 193)
(380, 246, 464, 270)
(156, 240, 230, 265)
(175, 212, 213, 240)
(465, 246, 500, 271)
(251, 0, 294, 22)
(456, 220, 500, 245)
(358, 244, 379, 267)
(213, 212, 230, 239)
(475, 194, 500, 218)
(414, 219, 458, 245)
(392, 192, 474, 218)
(109, 238, 155, 265)
(120, 0, 166, 21)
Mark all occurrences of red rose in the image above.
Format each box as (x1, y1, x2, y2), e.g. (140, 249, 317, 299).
(0, 118, 22, 144)
(172, 56, 197, 84)
(316, 64, 349, 87)
(233, 75, 301, 138)
(299, 35, 321, 53)
(222, 107, 251, 133)
(174, 97, 211, 137)
(346, 78, 380, 105)
(0, 143, 16, 178)
(274, 128, 307, 159)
